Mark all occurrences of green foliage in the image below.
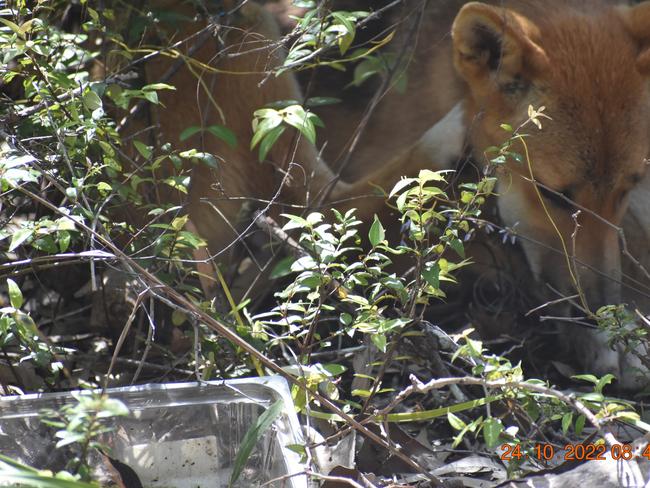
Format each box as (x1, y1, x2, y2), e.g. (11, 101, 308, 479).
(22, 392, 130, 484)
(448, 330, 643, 477)
(596, 304, 648, 355)
(1, 279, 60, 377)
(0, 0, 211, 272)
(0, 454, 98, 488)
(40, 392, 128, 481)
(282, 5, 371, 70)
(251, 164, 492, 409)
(251, 104, 323, 160)
(0, 1, 647, 485)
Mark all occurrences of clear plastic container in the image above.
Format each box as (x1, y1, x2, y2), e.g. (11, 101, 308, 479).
(0, 376, 308, 488)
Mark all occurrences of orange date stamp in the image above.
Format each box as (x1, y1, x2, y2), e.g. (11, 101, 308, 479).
(500, 443, 648, 462)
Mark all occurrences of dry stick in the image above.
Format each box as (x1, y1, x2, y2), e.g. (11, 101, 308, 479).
(0, 251, 115, 274)
(637, 310, 650, 328)
(97, 355, 194, 377)
(104, 288, 148, 386)
(13, 184, 443, 485)
(525, 293, 581, 316)
(131, 297, 156, 384)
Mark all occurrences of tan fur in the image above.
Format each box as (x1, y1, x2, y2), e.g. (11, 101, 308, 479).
(116, 1, 650, 387)
(451, 1, 650, 388)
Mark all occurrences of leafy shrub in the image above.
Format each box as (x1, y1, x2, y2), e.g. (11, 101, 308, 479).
(0, 1, 647, 485)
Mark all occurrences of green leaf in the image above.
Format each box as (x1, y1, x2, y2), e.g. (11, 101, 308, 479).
(281, 214, 308, 231)
(561, 412, 573, 434)
(466, 338, 483, 356)
(579, 392, 604, 402)
(380, 318, 409, 333)
(306, 212, 323, 226)
(283, 105, 317, 144)
(0, 472, 97, 488)
(370, 333, 387, 352)
(613, 410, 641, 422)
(351, 57, 381, 87)
(96, 181, 112, 195)
(172, 309, 187, 326)
(388, 177, 416, 199)
(142, 83, 176, 91)
(179, 126, 202, 141)
(264, 99, 301, 110)
(87, 7, 99, 21)
(449, 238, 465, 259)
(58, 231, 71, 253)
(422, 263, 440, 289)
(322, 363, 347, 377)
(330, 12, 356, 55)
(482, 417, 503, 448)
(258, 125, 286, 161)
(376, 396, 501, 423)
(55, 431, 85, 448)
(163, 176, 191, 194)
(418, 169, 446, 183)
(82, 91, 102, 111)
(447, 412, 466, 431)
(340, 313, 352, 326)
(177, 231, 207, 249)
(251, 110, 283, 149)
(0, 17, 24, 38)
(65, 187, 78, 201)
(142, 90, 159, 104)
(7, 279, 23, 309)
(206, 125, 237, 148)
(572, 374, 599, 385)
(270, 256, 296, 279)
(9, 228, 33, 252)
(596, 374, 615, 393)
(133, 140, 152, 159)
(196, 152, 218, 168)
(31, 236, 58, 254)
(171, 215, 189, 231)
(230, 399, 284, 487)
(293, 0, 316, 7)
(286, 443, 307, 463)
(98, 398, 130, 417)
(368, 215, 385, 247)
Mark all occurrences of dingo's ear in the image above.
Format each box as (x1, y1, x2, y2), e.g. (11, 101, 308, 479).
(618, 1, 650, 75)
(452, 3, 548, 94)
